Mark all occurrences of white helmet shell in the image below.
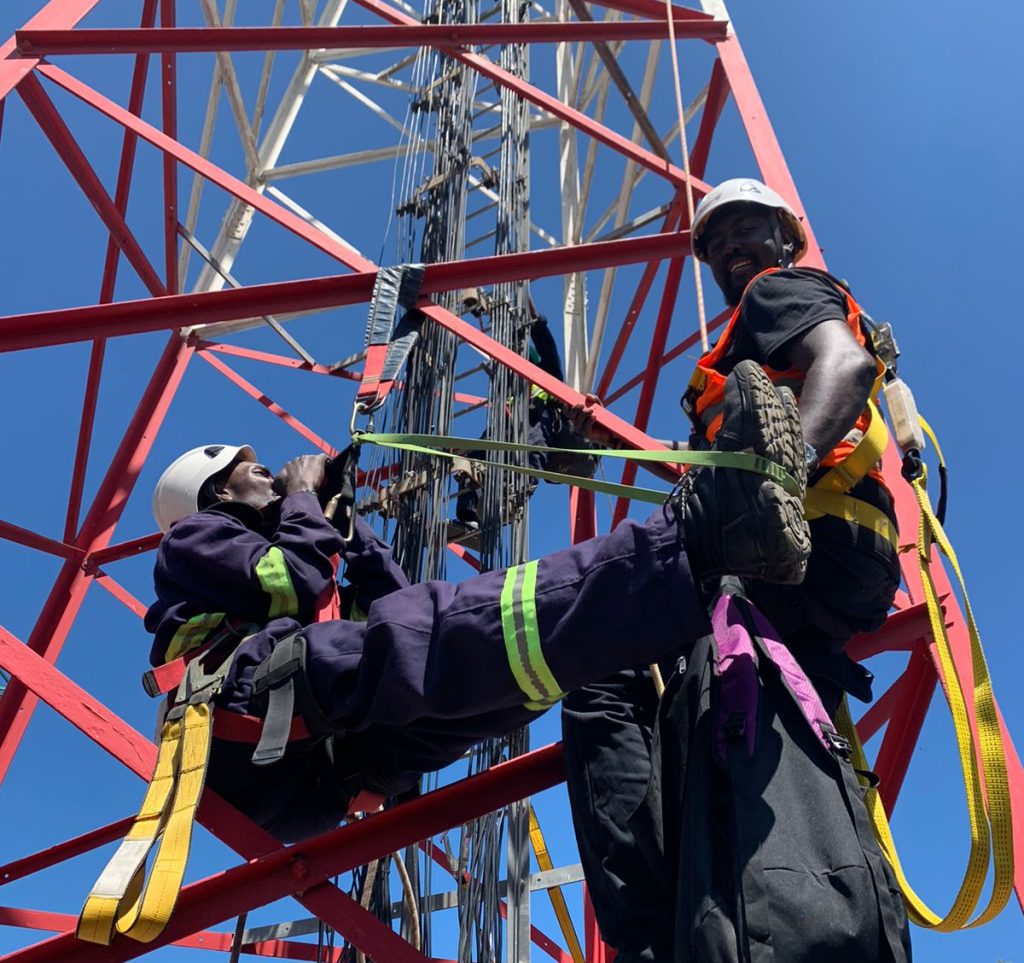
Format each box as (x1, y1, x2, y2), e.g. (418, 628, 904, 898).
(152, 443, 257, 532)
(691, 178, 807, 263)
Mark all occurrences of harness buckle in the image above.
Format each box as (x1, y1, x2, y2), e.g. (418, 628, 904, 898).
(823, 725, 852, 760)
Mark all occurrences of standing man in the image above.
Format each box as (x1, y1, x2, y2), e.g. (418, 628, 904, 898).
(562, 178, 903, 961)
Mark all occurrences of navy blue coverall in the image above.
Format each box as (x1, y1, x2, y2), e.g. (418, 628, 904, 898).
(146, 491, 707, 842)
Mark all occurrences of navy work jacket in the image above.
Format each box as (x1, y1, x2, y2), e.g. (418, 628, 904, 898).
(145, 492, 408, 667)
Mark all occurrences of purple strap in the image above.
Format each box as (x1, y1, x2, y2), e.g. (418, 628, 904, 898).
(712, 594, 835, 759)
(711, 594, 759, 760)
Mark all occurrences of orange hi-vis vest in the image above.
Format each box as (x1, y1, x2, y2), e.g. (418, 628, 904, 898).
(683, 266, 887, 490)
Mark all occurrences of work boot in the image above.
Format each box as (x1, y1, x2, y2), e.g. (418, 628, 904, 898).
(670, 360, 810, 584)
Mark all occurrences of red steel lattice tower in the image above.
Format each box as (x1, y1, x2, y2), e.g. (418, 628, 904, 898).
(0, 1, 1022, 960)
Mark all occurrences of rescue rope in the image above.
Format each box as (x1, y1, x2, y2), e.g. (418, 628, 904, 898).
(392, 849, 422, 951)
(663, 0, 709, 351)
(835, 429, 1014, 930)
(354, 857, 380, 963)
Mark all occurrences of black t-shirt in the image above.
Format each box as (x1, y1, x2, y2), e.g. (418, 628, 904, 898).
(715, 268, 848, 373)
(705, 269, 896, 519)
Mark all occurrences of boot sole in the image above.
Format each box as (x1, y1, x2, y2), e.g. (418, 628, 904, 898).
(719, 361, 806, 492)
(720, 362, 811, 584)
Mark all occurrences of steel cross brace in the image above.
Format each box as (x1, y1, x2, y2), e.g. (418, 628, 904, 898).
(0, 0, 105, 100)
(0, 335, 192, 785)
(348, 0, 714, 193)
(64, 0, 159, 543)
(16, 73, 167, 298)
(16, 21, 730, 54)
(588, 0, 717, 20)
(0, 624, 565, 963)
(0, 907, 351, 962)
(5, 62, 689, 459)
(0, 231, 689, 350)
(11, 62, 693, 468)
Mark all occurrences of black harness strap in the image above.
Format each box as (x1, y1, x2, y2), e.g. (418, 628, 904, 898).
(250, 632, 347, 766)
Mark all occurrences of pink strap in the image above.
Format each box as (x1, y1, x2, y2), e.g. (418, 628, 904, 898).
(742, 600, 834, 753)
(712, 594, 836, 758)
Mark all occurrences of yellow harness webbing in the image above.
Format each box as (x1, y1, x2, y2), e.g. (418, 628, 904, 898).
(834, 454, 1014, 930)
(803, 395, 897, 549)
(813, 397, 889, 495)
(77, 701, 213, 944)
(804, 487, 899, 551)
(528, 805, 585, 963)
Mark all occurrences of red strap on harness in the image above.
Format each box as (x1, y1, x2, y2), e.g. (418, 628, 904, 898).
(146, 561, 344, 763)
(142, 633, 225, 697)
(314, 555, 342, 623)
(143, 658, 189, 697)
(212, 710, 312, 743)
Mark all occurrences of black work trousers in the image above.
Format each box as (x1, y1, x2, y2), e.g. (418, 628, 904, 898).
(562, 485, 901, 962)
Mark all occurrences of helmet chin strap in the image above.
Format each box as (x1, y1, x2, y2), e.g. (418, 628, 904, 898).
(773, 215, 796, 268)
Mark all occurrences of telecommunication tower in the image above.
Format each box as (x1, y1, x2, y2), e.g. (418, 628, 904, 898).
(0, 0, 1021, 961)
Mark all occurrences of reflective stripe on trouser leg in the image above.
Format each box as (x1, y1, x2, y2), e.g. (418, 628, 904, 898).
(500, 561, 566, 711)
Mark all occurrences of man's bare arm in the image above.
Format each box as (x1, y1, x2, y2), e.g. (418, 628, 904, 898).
(784, 319, 876, 463)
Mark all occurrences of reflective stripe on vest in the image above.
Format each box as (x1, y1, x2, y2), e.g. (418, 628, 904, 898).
(255, 546, 300, 618)
(500, 561, 565, 711)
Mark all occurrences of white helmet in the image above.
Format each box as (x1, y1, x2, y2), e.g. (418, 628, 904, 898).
(152, 443, 257, 532)
(691, 178, 806, 263)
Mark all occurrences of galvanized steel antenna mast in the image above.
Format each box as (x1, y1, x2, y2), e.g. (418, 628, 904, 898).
(385, 0, 535, 955)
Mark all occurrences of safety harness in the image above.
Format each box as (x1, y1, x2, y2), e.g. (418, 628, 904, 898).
(77, 454, 382, 946)
(679, 271, 1013, 928)
(77, 616, 389, 945)
(683, 267, 897, 551)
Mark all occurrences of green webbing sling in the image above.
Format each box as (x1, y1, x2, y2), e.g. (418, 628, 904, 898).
(353, 431, 801, 504)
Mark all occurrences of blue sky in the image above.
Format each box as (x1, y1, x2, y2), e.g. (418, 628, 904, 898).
(1, 0, 1022, 960)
